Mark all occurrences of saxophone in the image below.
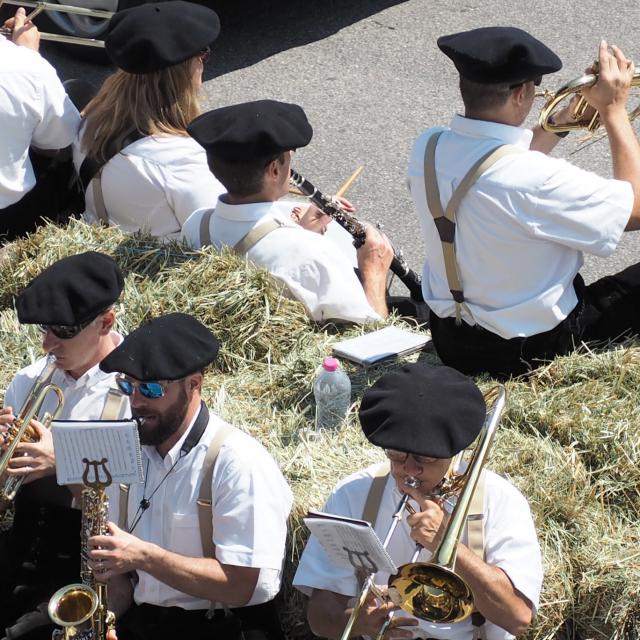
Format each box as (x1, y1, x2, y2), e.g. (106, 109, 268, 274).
(48, 459, 116, 640)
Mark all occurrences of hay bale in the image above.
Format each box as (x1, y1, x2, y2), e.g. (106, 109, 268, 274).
(2, 220, 640, 640)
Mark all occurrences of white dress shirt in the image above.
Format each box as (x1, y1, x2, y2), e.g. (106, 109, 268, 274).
(73, 131, 225, 241)
(294, 464, 543, 640)
(108, 408, 293, 609)
(0, 37, 80, 208)
(181, 198, 380, 323)
(4, 335, 129, 421)
(408, 115, 633, 339)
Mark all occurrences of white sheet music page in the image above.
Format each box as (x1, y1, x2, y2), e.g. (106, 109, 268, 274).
(304, 509, 397, 575)
(51, 420, 144, 486)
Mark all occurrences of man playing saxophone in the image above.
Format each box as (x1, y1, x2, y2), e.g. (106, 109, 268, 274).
(0, 252, 129, 640)
(85, 313, 293, 640)
(293, 364, 542, 639)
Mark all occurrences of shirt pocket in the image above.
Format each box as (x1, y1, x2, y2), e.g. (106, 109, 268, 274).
(168, 513, 202, 557)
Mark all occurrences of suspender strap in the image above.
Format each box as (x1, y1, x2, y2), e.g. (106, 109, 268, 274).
(198, 210, 215, 246)
(361, 461, 391, 527)
(119, 484, 129, 531)
(92, 168, 109, 226)
(196, 423, 237, 558)
(233, 219, 285, 255)
(424, 132, 520, 322)
(100, 383, 127, 421)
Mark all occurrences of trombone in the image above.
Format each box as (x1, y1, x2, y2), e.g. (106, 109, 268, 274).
(0, 0, 113, 47)
(340, 385, 507, 639)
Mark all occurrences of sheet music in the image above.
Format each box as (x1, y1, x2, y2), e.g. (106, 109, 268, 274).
(51, 420, 144, 486)
(304, 509, 397, 575)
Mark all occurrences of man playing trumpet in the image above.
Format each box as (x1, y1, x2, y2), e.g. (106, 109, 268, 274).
(293, 364, 542, 639)
(410, 27, 640, 378)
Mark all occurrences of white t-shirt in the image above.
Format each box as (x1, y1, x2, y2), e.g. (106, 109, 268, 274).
(73, 131, 224, 241)
(408, 115, 633, 339)
(181, 198, 380, 323)
(0, 38, 80, 207)
(107, 408, 293, 609)
(294, 464, 543, 640)
(4, 338, 129, 421)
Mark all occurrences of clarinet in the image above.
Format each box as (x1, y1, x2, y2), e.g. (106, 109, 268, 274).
(289, 169, 424, 302)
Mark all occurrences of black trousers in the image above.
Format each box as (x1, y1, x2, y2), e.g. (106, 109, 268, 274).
(429, 264, 640, 380)
(117, 600, 285, 640)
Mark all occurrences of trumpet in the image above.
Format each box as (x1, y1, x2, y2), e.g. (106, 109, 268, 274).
(0, 354, 64, 502)
(538, 63, 640, 134)
(0, 0, 113, 47)
(341, 385, 506, 638)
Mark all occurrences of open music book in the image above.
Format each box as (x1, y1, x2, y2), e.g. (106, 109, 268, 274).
(304, 509, 397, 574)
(332, 326, 431, 366)
(51, 420, 144, 486)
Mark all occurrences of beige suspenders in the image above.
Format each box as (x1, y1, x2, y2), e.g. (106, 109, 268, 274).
(197, 210, 286, 255)
(423, 131, 520, 323)
(361, 464, 487, 633)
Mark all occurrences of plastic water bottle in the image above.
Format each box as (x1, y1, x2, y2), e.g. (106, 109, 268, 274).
(313, 356, 351, 430)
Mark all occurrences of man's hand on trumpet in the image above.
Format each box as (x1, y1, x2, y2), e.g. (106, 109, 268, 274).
(6, 419, 56, 483)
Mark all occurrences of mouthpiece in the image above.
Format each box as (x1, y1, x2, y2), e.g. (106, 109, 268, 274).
(404, 476, 419, 490)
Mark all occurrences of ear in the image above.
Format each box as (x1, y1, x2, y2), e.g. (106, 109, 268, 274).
(511, 83, 529, 106)
(188, 372, 203, 393)
(97, 309, 116, 335)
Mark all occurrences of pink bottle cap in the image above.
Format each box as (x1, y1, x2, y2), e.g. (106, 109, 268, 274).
(322, 356, 339, 372)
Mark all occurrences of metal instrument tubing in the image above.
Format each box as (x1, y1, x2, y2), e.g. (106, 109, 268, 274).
(289, 169, 424, 302)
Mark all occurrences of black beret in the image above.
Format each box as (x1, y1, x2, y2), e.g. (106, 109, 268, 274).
(100, 313, 219, 381)
(437, 26, 561, 84)
(359, 363, 486, 458)
(187, 99, 313, 163)
(106, 1, 220, 74)
(16, 252, 124, 326)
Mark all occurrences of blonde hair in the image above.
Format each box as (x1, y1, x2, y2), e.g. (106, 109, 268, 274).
(81, 58, 200, 161)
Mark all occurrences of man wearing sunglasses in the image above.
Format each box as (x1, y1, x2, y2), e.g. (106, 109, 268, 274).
(0, 251, 129, 640)
(294, 363, 542, 640)
(410, 27, 640, 379)
(90, 313, 292, 640)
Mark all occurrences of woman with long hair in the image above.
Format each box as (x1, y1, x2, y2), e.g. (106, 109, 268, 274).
(73, 1, 224, 240)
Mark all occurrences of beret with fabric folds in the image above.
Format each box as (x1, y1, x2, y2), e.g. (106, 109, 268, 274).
(105, 0, 220, 74)
(100, 313, 219, 381)
(437, 26, 562, 84)
(187, 99, 313, 162)
(16, 252, 124, 326)
(359, 363, 486, 458)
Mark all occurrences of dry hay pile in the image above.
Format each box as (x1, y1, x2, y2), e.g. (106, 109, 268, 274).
(1, 219, 639, 640)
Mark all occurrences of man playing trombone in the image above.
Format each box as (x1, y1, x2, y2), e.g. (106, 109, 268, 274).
(293, 364, 542, 639)
(409, 27, 640, 379)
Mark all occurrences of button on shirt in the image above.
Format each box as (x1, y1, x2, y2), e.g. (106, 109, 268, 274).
(73, 132, 225, 241)
(0, 38, 80, 208)
(293, 465, 543, 640)
(108, 410, 293, 609)
(408, 115, 633, 339)
(181, 199, 380, 323)
(4, 337, 130, 421)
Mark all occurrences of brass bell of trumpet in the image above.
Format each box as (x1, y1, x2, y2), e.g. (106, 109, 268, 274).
(538, 63, 640, 134)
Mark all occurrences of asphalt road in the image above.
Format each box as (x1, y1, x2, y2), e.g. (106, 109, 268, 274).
(41, 0, 640, 288)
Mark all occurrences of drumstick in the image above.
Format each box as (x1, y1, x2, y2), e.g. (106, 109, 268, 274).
(335, 165, 364, 198)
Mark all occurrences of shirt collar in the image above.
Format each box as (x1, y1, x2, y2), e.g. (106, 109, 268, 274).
(58, 331, 124, 389)
(449, 114, 533, 149)
(214, 197, 298, 225)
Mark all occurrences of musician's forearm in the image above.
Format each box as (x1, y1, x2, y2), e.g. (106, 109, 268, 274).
(362, 273, 389, 318)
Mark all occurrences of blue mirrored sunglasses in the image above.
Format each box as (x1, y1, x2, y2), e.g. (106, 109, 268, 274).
(116, 376, 168, 399)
